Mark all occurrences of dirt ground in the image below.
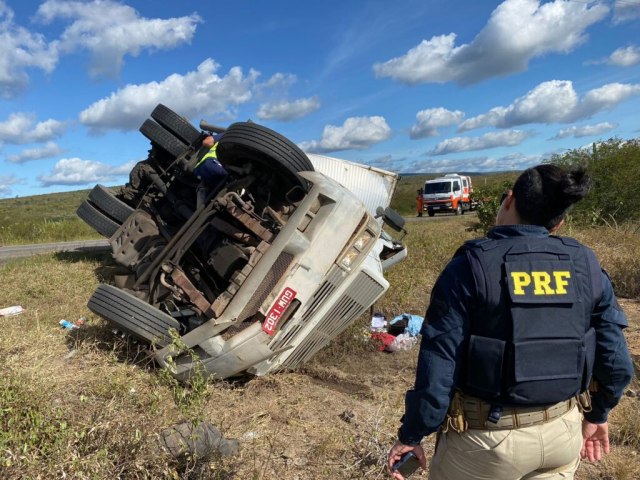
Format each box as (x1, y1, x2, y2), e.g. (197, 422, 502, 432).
(200, 298, 640, 479)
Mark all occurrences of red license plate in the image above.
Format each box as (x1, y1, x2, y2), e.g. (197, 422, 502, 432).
(262, 287, 297, 335)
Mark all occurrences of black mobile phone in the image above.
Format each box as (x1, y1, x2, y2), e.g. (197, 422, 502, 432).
(392, 451, 421, 477)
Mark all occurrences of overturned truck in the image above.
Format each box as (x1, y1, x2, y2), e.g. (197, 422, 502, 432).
(78, 104, 407, 381)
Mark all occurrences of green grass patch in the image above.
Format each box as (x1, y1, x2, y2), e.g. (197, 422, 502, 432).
(0, 190, 102, 245)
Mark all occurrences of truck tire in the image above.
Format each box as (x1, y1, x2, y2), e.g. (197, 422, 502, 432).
(217, 122, 314, 192)
(427, 209, 435, 217)
(76, 200, 119, 238)
(150, 104, 202, 146)
(88, 284, 181, 347)
(455, 204, 462, 215)
(88, 185, 135, 224)
(140, 119, 188, 158)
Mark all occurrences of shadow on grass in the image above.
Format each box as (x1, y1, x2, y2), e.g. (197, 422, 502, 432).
(64, 321, 158, 371)
(55, 249, 135, 285)
(53, 249, 111, 265)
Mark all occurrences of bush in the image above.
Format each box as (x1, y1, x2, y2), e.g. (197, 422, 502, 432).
(470, 180, 514, 234)
(548, 138, 640, 226)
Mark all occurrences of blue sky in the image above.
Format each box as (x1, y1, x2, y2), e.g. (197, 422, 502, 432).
(1, 0, 639, 198)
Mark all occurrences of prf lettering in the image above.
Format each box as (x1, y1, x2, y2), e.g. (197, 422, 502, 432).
(510, 271, 571, 295)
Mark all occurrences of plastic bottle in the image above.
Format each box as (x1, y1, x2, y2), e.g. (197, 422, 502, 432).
(59, 319, 78, 330)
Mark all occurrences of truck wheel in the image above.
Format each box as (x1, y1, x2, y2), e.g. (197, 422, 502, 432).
(427, 209, 435, 217)
(217, 122, 314, 192)
(88, 284, 181, 347)
(140, 119, 188, 158)
(150, 104, 202, 146)
(77, 200, 119, 238)
(455, 204, 462, 215)
(88, 185, 135, 224)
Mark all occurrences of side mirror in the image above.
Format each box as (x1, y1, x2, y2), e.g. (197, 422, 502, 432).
(376, 206, 407, 237)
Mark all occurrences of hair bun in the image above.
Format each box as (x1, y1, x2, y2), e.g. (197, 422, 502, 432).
(560, 168, 590, 205)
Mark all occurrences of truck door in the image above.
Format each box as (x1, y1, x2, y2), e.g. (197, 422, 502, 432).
(462, 178, 469, 201)
(453, 180, 461, 197)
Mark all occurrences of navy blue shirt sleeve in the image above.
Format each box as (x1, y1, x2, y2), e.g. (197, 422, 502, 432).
(398, 255, 474, 445)
(584, 270, 634, 424)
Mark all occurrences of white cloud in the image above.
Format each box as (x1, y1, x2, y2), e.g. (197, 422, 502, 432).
(256, 97, 320, 121)
(36, 0, 201, 78)
(299, 116, 391, 153)
(429, 130, 532, 155)
(581, 83, 640, 116)
(405, 152, 543, 174)
(258, 73, 297, 91)
(459, 80, 640, 131)
(588, 45, 640, 66)
(0, 113, 66, 144)
(79, 59, 258, 133)
(373, 0, 608, 85)
(37, 157, 136, 186)
(613, 0, 640, 23)
(6, 141, 64, 163)
(552, 122, 617, 140)
(607, 45, 640, 66)
(410, 107, 465, 139)
(0, 174, 20, 197)
(0, 1, 58, 98)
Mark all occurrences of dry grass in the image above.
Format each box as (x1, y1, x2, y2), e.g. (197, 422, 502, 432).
(566, 224, 640, 299)
(0, 216, 638, 479)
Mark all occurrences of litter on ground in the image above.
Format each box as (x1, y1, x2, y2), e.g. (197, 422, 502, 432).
(369, 312, 424, 352)
(0, 305, 24, 317)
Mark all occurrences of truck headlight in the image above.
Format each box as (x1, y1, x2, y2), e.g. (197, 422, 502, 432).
(337, 216, 379, 271)
(340, 248, 360, 269)
(353, 230, 374, 251)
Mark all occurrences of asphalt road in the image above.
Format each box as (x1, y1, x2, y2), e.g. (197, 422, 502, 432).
(0, 239, 110, 264)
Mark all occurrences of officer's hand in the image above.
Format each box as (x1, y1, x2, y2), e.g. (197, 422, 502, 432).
(387, 441, 426, 479)
(581, 420, 610, 462)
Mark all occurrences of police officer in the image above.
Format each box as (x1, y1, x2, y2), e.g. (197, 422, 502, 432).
(387, 164, 634, 480)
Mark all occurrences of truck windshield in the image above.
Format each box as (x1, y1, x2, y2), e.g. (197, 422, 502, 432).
(424, 182, 451, 194)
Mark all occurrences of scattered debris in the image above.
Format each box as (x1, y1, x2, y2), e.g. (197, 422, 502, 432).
(339, 410, 357, 423)
(370, 332, 396, 352)
(59, 319, 79, 330)
(241, 431, 259, 441)
(0, 305, 24, 317)
(160, 421, 239, 460)
(64, 349, 77, 360)
(59, 317, 87, 330)
(370, 312, 387, 332)
(387, 333, 418, 352)
(369, 312, 424, 352)
(389, 313, 424, 337)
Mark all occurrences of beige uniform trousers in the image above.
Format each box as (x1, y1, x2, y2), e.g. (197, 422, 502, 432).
(429, 405, 582, 480)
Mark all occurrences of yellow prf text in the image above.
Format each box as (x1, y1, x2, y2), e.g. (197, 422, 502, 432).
(511, 271, 571, 295)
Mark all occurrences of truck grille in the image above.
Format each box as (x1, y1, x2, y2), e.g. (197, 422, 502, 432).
(236, 252, 293, 322)
(272, 271, 385, 370)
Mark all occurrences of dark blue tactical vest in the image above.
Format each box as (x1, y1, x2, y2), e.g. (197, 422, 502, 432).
(459, 233, 602, 405)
